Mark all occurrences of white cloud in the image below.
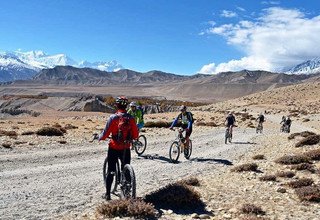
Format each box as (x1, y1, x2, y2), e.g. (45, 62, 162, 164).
(220, 10, 238, 18)
(261, 1, 280, 5)
(200, 7, 320, 74)
(236, 6, 246, 12)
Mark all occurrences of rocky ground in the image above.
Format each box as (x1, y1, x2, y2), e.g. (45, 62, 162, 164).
(1, 82, 320, 220)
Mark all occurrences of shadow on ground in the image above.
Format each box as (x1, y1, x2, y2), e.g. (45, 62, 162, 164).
(190, 157, 233, 165)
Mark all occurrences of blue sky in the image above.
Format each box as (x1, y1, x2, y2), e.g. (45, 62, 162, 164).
(1, 0, 320, 74)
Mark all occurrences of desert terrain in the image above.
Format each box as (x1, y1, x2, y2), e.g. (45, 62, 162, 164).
(1, 82, 320, 219)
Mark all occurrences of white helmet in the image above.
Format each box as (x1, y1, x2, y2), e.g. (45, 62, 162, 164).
(129, 101, 137, 107)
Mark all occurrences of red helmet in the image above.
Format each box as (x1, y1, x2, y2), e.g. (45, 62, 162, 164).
(115, 96, 128, 108)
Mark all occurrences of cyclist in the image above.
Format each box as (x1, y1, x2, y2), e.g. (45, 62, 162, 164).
(97, 96, 139, 200)
(169, 105, 193, 147)
(284, 116, 292, 133)
(128, 101, 144, 130)
(225, 111, 236, 136)
(280, 115, 286, 132)
(256, 113, 265, 126)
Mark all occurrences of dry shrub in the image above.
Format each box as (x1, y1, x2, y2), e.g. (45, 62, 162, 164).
(2, 143, 12, 148)
(36, 127, 64, 136)
(287, 178, 314, 188)
(58, 140, 67, 144)
(240, 217, 268, 220)
(295, 185, 320, 202)
(259, 175, 277, 182)
(288, 131, 316, 140)
(291, 163, 316, 173)
(177, 177, 200, 186)
(231, 163, 258, 172)
(252, 154, 265, 160)
(302, 118, 310, 122)
(144, 121, 171, 128)
(195, 121, 217, 127)
(64, 124, 78, 129)
(295, 135, 320, 147)
(303, 149, 320, 161)
(52, 123, 67, 133)
(276, 171, 295, 178)
(21, 131, 35, 135)
(240, 204, 265, 215)
(96, 199, 156, 219)
(0, 129, 17, 137)
(275, 155, 310, 165)
(144, 182, 205, 212)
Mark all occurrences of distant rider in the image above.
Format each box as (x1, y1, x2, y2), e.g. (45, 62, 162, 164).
(96, 96, 139, 200)
(225, 112, 236, 136)
(256, 113, 265, 125)
(169, 105, 194, 147)
(127, 101, 144, 130)
(284, 116, 292, 133)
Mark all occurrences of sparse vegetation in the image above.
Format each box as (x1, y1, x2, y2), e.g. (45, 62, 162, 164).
(96, 199, 156, 219)
(276, 171, 295, 178)
(291, 163, 316, 173)
(295, 185, 320, 202)
(295, 135, 320, 147)
(21, 131, 35, 135)
(2, 143, 12, 148)
(231, 163, 258, 172)
(288, 131, 316, 140)
(240, 203, 265, 215)
(252, 154, 265, 160)
(287, 178, 314, 188)
(177, 177, 200, 186)
(36, 127, 64, 136)
(259, 175, 277, 182)
(303, 148, 320, 161)
(144, 121, 171, 128)
(275, 155, 310, 165)
(64, 124, 78, 129)
(0, 130, 18, 137)
(144, 182, 205, 212)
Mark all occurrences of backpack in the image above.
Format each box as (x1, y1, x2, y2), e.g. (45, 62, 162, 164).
(116, 113, 132, 144)
(138, 106, 144, 119)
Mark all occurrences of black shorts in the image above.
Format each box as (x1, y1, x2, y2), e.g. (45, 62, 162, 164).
(181, 124, 192, 137)
(107, 148, 131, 174)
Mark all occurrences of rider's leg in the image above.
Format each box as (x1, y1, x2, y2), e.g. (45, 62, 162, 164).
(120, 148, 131, 169)
(106, 148, 118, 200)
(137, 122, 144, 130)
(185, 128, 192, 148)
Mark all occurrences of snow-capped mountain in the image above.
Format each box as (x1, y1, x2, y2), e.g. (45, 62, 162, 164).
(285, 57, 320, 75)
(0, 50, 124, 82)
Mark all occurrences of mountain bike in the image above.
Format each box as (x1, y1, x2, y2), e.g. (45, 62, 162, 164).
(169, 127, 192, 163)
(225, 126, 233, 144)
(132, 134, 147, 156)
(103, 152, 136, 199)
(256, 122, 263, 133)
(280, 124, 290, 133)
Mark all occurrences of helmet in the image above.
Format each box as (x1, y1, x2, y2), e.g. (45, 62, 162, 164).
(129, 101, 137, 107)
(115, 96, 128, 108)
(180, 105, 187, 111)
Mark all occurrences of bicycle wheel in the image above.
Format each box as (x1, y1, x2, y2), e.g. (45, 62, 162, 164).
(225, 130, 229, 144)
(169, 141, 180, 163)
(184, 139, 192, 159)
(103, 157, 120, 194)
(134, 135, 147, 156)
(120, 164, 136, 199)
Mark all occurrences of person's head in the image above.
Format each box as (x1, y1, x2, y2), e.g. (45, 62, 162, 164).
(228, 111, 233, 115)
(180, 105, 187, 113)
(115, 96, 128, 110)
(129, 101, 137, 111)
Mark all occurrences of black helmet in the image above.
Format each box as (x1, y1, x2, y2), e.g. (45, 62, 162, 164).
(180, 105, 187, 111)
(115, 96, 128, 109)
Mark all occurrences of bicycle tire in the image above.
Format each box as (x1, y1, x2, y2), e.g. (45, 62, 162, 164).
(134, 135, 147, 156)
(184, 139, 192, 159)
(225, 129, 229, 144)
(120, 164, 136, 199)
(103, 157, 120, 194)
(169, 141, 180, 163)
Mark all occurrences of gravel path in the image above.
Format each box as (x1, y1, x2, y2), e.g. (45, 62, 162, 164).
(0, 125, 263, 220)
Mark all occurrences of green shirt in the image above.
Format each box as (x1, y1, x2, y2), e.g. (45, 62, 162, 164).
(127, 108, 144, 124)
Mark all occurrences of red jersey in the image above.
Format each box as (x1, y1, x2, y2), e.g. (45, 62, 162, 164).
(98, 109, 139, 150)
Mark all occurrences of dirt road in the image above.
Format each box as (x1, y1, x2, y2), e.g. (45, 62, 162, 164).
(1, 114, 316, 220)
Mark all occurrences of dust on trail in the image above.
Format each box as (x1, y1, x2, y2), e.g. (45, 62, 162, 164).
(0, 114, 313, 220)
